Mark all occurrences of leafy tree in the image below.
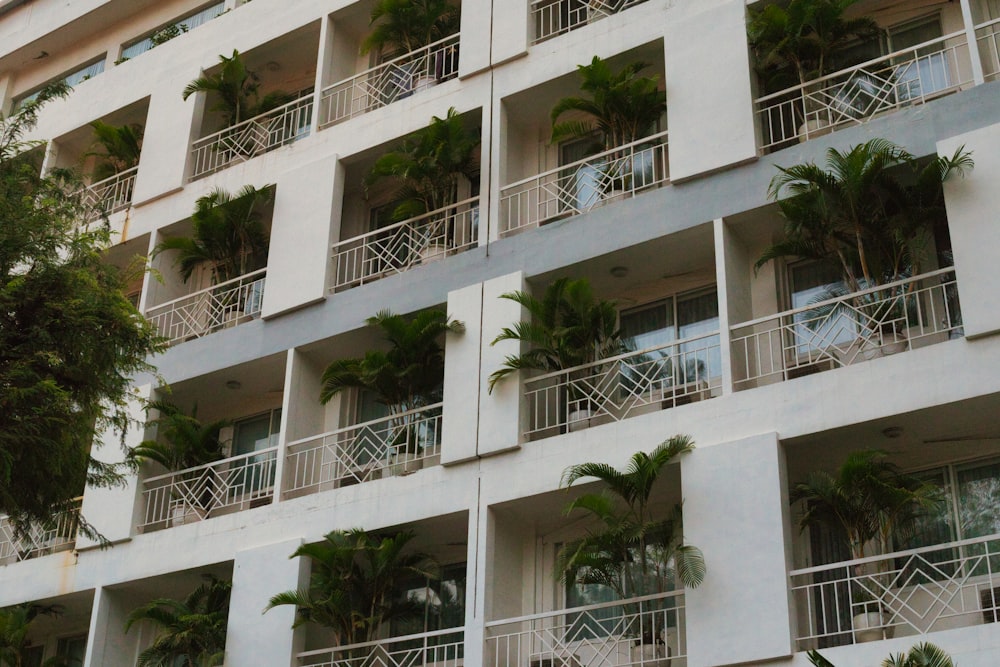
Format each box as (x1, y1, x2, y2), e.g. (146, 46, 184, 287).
(182, 50, 293, 126)
(360, 0, 460, 58)
(265, 529, 435, 649)
(0, 604, 63, 667)
(0, 84, 161, 526)
(85, 121, 143, 182)
(124, 576, 231, 667)
(808, 641, 955, 667)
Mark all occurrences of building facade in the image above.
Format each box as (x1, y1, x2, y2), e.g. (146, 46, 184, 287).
(2, 0, 1000, 664)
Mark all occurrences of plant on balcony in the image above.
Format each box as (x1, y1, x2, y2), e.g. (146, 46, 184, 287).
(792, 449, 943, 641)
(360, 0, 460, 60)
(320, 309, 463, 460)
(266, 529, 435, 651)
(85, 121, 143, 182)
(0, 603, 62, 667)
(131, 401, 231, 472)
(182, 50, 293, 127)
(556, 436, 704, 663)
(808, 641, 954, 667)
(124, 576, 231, 667)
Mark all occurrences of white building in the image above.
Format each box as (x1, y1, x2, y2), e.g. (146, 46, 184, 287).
(2, 0, 1000, 664)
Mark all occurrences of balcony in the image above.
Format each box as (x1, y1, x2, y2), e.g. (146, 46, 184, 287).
(485, 591, 687, 667)
(318, 33, 460, 128)
(756, 31, 972, 152)
(144, 268, 266, 345)
(730, 269, 962, 389)
(75, 165, 138, 215)
(0, 498, 81, 565)
(330, 198, 478, 291)
(531, 0, 648, 44)
(978, 16, 1000, 81)
(138, 447, 278, 533)
(298, 628, 464, 667)
(189, 96, 313, 180)
(499, 131, 669, 237)
(791, 532, 1000, 649)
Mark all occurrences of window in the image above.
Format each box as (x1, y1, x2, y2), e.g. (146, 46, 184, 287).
(389, 563, 466, 660)
(886, 16, 949, 102)
(56, 635, 87, 667)
(120, 2, 226, 61)
(231, 409, 281, 494)
(20, 646, 43, 667)
(788, 261, 855, 356)
(13, 58, 106, 109)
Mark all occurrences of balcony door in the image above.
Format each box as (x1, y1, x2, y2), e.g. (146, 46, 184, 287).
(887, 16, 949, 102)
(232, 409, 281, 494)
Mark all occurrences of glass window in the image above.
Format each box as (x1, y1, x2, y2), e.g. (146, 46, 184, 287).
(559, 135, 605, 211)
(56, 636, 87, 667)
(120, 2, 226, 61)
(20, 646, 43, 667)
(13, 59, 106, 109)
(887, 17, 948, 101)
(233, 409, 281, 457)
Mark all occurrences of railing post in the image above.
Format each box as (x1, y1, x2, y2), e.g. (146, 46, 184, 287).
(960, 0, 987, 85)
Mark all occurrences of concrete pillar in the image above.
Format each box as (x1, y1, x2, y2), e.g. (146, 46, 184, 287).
(477, 272, 527, 456)
(959, 0, 987, 85)
(490, 0, 529, 66)
(226, 538, 308, 667)
(131, 82, 201, 204)
(459, 0, 492, 77)
(714, 217, 753, 395)
(681, 432, 795, 667)
(442, 282, 483, 465)
(262, 153, 342, 318)
(84, 587, 134, 666)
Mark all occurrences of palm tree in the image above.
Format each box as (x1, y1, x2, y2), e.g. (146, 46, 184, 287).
(807, 641, 955, 667)
(360, 0, 460, 59)
(265, 529, 435, 650)
(130, 401, 230, 472)
(124, 576, 231, 667)
(153, 184, 272, 286)
(0, 604, 62, 667)
(182, 50, 293, 127)
(488, 277, 623, 392)
(756, 139, 974, 293)
(85, 121, 143, 182)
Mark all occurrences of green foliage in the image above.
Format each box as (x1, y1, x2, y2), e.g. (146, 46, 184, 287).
(182, 50, 293, 126)
(0, 604, 63, 667)
(153, 184, 272, 285)
(130, 401, 230, 472)
(320, 309, 464, 415)
(86, 121, 143, 182)
(0, 84, 162, 526)
(488, 277, 624, 392)
(556, 436, 705, 600)
(550, 56, 665, 152)
(360, 0, 460, 58)
(366, 108, 479, 221)
(150, 23, 189, 47)
(757, 139, 974, 292)
(124, 576, 231, 667)
(808, 641, 955, 667)
(747, 0, 879, 90)
(265, 529, 435, 647)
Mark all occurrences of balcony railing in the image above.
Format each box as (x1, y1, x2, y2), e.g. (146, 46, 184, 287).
(755, 31, 971, 151)
(145, 268, 266, 345)
(730, 268, 961, 389)
(283, 404, 443, 499)
(319, 34, 460, 128)
(189, 96, 313, 180)
(0, 498, 81, 565)
(76, 166, 138, 214)
(330, 198, 479, 291)
(499, 131, 669, 236)
(531, 0, 648, 44)
(978, 17, 1000, 82)
(138, 447, 278, 532)
(298, 628, 464, 667)
(485, 590, 686, 667)
(523, 332, 720, 439)
(791, 532, 1000, 649)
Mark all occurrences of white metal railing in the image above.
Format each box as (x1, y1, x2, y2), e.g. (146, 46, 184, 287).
(139, 447, 278, 532)
(144, 269, 266, 345)
(330, 198, 479, 291)
(298, 627, 464, 667)
(485, 590, 686, 667)
(499, 131, 669, 236)
(730, 269, 961, 388)
(319, 34, 460, 128)
(531, 0, 648, 43)
(756, 32, 971, 151)
(791, 532, 1000, 649)
(0, 498, 82, 565)
(76, 166, 138, 214)
(284, 404, 443, 499)
(189, 96, 313, 179)
(523, 332, 720, 439)
(977, 17, 1000, 82)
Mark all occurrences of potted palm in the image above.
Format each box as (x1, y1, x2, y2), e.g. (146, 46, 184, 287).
(365, 108, 479, 264)
(183, 50, 294, 128)
(85, 121, 143, 182)
(791, 450, 943, 642)
(556, 437, 705, 665)
(808, 641, 955, 667)
(488, 277, 624, 431)
(319, 309, 464, 474)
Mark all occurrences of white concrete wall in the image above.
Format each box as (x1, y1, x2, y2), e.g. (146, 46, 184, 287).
(442, 282, 483, 465)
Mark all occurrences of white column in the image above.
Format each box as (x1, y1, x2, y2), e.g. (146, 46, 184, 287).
(714, 217, 753, 395)
(960, 0, 987, 85)
(84, 586, 134, 666)
(442, 282, 483, 465)
(131, 81, 201, 204)
(311, 14, 334, 134)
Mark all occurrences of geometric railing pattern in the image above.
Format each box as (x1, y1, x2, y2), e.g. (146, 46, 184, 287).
(978, 17, 1000, 82)
(756, 32, 971, 152)
(330, 198, 478, 291)
(190, 95, 313, 180)
(138, 447, 278, 532)
(499, 130, 669, 237)
(485, 590, 686, 667)
(523, 332, 720, 439)
(530, 0, 648, 44)
(297, 628, 464, 667)
(730, 269, 961, 389)
(0, 498, 82, 565)
(283, 404, 443, 500)
(790, 533, 1000, 649)
(144, 268, 266, 345)
(77, 166, 138, 215)
(318, 34, 460, 128)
